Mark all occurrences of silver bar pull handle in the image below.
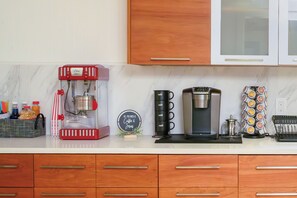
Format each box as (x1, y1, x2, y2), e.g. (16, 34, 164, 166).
(225, 58, 264, 62)
(40, 165, 85, 169)
(41, 193, 86, 197)
(0, 194, 17, 197)
(103, 166, 148, 170)
(176, 165, 220, 170)
(151, 58, 191, 61)
(0, 165, 18, 169)
(176, 193, 220, 197)
(256, 192, 297, 196)
(293, 59, 297, 62)
(256, 166, 297, 170)
(104, 193, 148, 197)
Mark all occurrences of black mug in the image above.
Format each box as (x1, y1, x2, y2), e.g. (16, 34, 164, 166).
(155, 111, 175, 122)
(154, 121, 175, 137)
(154, 90, 174, 101)
(154, 101, 174, 111)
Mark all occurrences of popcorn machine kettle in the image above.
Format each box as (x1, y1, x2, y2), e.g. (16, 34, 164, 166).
(57, 65, 109, 140)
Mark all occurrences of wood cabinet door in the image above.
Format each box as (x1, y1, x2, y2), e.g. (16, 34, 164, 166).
(129, 0, 210, 65)
(240, 188, 297, 198)
(34, 188, 96, 198)
(34, 154, 96, 187)
(0, 188, 33, 198)
(97, 188, 158, 198)
(239, 155, 297, 187)
(0, 154, 33, 187)
(160, 188, 238, 198)
(159, 155, 238, 187)
(96, 155, 158, 187)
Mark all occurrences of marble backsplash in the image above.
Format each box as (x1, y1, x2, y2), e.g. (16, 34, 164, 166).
(0, 64, 297, 136)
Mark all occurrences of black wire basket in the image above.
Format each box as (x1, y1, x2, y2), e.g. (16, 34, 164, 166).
(272, 115, 297, 142)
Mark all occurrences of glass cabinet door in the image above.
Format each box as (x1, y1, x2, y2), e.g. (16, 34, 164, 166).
(211, 0, 278, 65)
(279, 0, 297, 65)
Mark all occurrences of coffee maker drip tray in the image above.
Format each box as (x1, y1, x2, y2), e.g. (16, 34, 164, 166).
(155, 134, 242, 144)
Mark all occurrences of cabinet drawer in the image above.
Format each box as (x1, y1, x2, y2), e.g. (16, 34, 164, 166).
(159, 155, 238, 187)
(34, 188, 96, 198)
(34, 154, 95, 187)
(160, 188, 237, 198)
(97, 188, 158, 198)
(239, 155, 297, 187)
(0, 154, 33, 187)
(0, 188, 33, 198)
(240, 188, 297, 198)
(96, 155, 158, 187)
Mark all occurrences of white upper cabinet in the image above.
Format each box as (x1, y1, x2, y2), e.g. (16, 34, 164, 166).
(279, 0, 297, 65)
(211, 0, 279, 65)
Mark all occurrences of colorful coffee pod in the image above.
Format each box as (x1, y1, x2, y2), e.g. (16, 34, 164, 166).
(256, 95, 265, 103)
(246, 108, 256, 117)
(247, 90, 256, 99)
(256, 86, 266, 94)
(256, 121, 264, 130)
(246, 126, 255, 134)
(247, 99, 256, 108)
(247, 117, 256, 126)
(256, 113, 265, 121)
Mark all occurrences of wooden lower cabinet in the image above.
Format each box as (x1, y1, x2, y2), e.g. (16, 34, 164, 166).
(34, 154, 96, 188)
(97, 188, 158, 198)
(240, 188, 297, 198)
(160, 188, 238, 198)
(0, 154, 33, 187)
(240, 155, 297, 188)
(97, 155, 158, 187)
(34, 188, 96, 198)
(0, 188, 33, 198)
(159, 155, 238, 187)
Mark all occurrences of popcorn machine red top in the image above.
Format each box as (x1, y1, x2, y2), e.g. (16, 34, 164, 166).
(57, 65, 109, 140)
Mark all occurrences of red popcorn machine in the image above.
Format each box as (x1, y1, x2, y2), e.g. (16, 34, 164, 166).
(56, 64, 109, 140)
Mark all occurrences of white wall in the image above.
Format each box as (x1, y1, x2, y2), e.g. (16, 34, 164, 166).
(0, 0, 127, 63)
(0, 1, 296, 136)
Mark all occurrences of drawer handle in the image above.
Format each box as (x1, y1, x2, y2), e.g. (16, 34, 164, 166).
(41, 193, 86, 197)
(293, 59, 297, 62)
(256, 166, 297, 170)
(150, 58, 191, 61)
(104, 193, 148, 197)
(175, 165, 220, 170)
(103, 165, 148, 170)
(0, 194, 17, 197)
(256, 192, 297, 196)
(225, 58, 264, 62)
(176, 193, 220, 197)
(0, 165, 18, 169)
(40, 165, 86, 169)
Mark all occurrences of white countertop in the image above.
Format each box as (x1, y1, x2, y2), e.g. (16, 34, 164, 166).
(0, 135, 297, 154)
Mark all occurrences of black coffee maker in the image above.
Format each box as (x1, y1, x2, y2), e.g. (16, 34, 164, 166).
(182, 87, 221, 139)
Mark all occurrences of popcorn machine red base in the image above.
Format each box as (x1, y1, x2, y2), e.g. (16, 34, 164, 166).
(57, 65, 109, 140)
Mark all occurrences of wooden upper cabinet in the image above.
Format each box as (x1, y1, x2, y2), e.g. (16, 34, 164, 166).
(128, 0, 211, 65)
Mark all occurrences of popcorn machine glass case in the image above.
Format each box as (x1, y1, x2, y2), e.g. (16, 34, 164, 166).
(58, 65, 109, 140)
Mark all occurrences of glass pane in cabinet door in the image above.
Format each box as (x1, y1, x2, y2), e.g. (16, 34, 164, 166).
(221, 0, 269, 55)
(288, 0, 297, 55)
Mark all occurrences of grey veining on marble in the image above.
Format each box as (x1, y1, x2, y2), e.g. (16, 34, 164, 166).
(0, 64, 297, 135)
